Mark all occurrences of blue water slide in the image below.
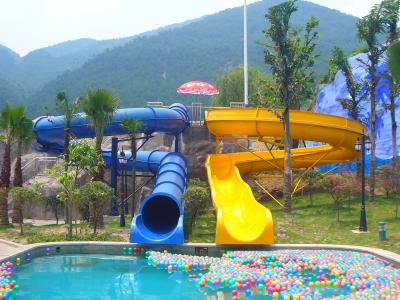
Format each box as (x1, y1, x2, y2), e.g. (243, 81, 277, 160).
(33, 103, 189, 151)
(33, 103, 189, 244)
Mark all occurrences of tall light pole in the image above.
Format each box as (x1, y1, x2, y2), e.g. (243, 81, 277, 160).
(243, 0, 249, 107)
(119, 148, 127, 227)
(355, 133, 371, 232)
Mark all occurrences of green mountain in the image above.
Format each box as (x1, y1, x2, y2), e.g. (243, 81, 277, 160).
(0, 75, 26, 104)
(0, 37, 137, 98)
(2, 0, 361, 115)
(0, 17, 201, 106)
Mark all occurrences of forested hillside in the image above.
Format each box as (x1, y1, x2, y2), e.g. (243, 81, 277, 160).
(1, 0, 360, 115)
(0, 37, 136, 100)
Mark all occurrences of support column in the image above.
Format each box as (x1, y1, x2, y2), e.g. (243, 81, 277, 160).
(110, 137, 119, 215)
(174, 135, 179, 152)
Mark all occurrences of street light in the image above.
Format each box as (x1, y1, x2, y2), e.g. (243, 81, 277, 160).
(243, 0, 249, 107)
(119, 148, 127, 227)
(355, 134, 371, 232)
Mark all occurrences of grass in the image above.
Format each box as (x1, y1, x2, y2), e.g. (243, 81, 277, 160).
(0, 194, 399, 254)
(188, 193, 400, 254)
(0, 216, 131, 244)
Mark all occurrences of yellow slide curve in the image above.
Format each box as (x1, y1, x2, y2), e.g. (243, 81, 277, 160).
(205, 108, 365, 245)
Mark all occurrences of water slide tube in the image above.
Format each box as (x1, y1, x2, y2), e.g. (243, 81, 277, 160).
(103, 150, 187, 244)
(33, 103, 189, 244)
(205, 108, 365, 245)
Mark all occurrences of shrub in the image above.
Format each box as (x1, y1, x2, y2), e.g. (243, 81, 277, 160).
(9, 187, 40, 235)
(44, 195, 65, 225)
(26, 232, 123, 244)
(79, 181, 112, 234)
(303, 169, 323, 206)
(323, 174, 347, 222)
(182, 179, 210, 235)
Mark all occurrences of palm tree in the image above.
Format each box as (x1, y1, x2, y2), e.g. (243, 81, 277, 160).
(0, 103, 25, 225)
(11, 114, 33, 224)
(55, 92, 79, 238)
(80, 88, 118, 227)
(55, 92, 79, 169)
(121, 119, 142, 218)
(13, 115, 34, 188)
(80, 88, 119, 181)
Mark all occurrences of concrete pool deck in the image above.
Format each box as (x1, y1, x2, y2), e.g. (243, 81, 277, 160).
(0, 241, 399, 267)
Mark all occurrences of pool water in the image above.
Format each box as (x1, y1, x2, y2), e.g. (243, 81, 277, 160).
(11, 250, 400, 299)
(13, 255, 206, 300)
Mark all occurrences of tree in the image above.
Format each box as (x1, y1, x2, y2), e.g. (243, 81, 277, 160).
(330, 47, 367, 120)
(45, 140, 102, 239)
(377, 164, 395, 199)
(55, 92, 79, 168)
(0, 103, 26, 225)
(263, 0, 319, 213)
(381, 0, 400, 162)
(80, 88, 118, 181)
(324, 174, 347, 222)
(388, 42, 400, 81)
(12, 115, 33, 188)
(79, 181, 112, 234)
(9, 187, 40, 235)
(357, 5, 386, 202)
(303, 169, 323, 206)
(182, 185, 210, 235)
(54, 92, 79, 234)
(11, 114, 33, 224)
(120, 119, 142, 218)
(330, 47, 367, 176)
(211, 65, 278, 107)
(44, 195, 65, 225)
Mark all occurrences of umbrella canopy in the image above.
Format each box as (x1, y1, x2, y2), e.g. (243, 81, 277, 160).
(177, 80, 219, 96)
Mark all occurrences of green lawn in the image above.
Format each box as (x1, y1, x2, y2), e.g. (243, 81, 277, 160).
(0, 193, 399, 254)
(188, 193, 400, 254)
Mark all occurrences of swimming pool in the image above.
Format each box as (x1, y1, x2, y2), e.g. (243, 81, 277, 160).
(10, 248, 400, 299)
(13, 254, 207, 300)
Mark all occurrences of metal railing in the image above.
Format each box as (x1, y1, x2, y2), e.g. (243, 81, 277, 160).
(146, 101, 164, 107)
(22, 156, 60, 182)
(144, 101, 241, 125)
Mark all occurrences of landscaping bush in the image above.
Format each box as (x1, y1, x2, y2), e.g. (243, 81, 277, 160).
(43, 195, 65, 225)
(323, 174, 348, 222)
(182, 179, 210, 236)
(303, 169, 323, 206)
(9, 187, 40, 235)
(79, 181, 112, 234)
(26, 231, 123, 244)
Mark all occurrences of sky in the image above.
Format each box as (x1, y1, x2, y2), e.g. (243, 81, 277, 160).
(0, 0, 382, 56)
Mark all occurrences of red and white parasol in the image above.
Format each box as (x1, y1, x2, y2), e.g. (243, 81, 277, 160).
(177, 81, 219, 96)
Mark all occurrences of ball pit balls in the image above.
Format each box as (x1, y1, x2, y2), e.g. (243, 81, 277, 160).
(146, 249, 400, 299)
(0, 262, 18, 299)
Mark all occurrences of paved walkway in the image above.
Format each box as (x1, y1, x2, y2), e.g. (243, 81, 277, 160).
(0, 239, 26, 259)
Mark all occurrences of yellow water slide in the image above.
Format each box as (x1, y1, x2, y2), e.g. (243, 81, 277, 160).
(205, 108, 365, 244)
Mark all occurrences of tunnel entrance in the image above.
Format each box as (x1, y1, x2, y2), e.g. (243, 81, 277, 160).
(142, 195, 180, 234)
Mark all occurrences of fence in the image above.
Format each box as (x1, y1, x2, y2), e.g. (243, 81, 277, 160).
(22, 156, 60, 182)
(145, 101, 244, 125)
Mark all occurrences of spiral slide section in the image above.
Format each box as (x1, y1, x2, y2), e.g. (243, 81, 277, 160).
(205, 108, 365, 245)
(33, 103, 189, 244)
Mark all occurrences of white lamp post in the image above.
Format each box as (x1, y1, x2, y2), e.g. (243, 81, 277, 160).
(243, 0, 249, 107)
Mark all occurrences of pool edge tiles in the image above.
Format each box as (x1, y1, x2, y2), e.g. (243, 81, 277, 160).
(1, 242, 399, 267)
